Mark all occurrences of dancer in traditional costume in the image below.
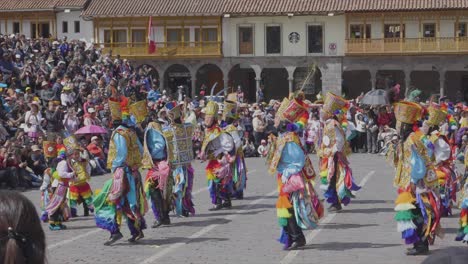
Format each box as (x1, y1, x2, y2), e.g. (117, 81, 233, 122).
(65, 136, 94, 217)
(268, 92, 323, 250)
(424, 103, 458, 217)
(201, 100, 236, 210)
(142, 119, 172, 227)
(318, 92, 360, 212)
(222, 94, 247, 199)
(392, 101, 442, 255)
(456, 145, 468, 243)
(45, 146, 77, 230)
(93, 94, 148, 246)
(39, 167, 54, 222)
(164, 102, 196, 217)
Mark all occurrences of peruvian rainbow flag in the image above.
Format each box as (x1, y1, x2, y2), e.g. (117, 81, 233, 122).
(148, 16, 156, 54)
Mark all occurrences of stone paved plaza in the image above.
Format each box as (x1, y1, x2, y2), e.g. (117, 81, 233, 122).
(20, 154, 468, 264)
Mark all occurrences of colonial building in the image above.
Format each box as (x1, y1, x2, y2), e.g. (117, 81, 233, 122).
(342, 2, 468, 102)
(2, 0, 468, 102)
(82, 0, 224, 98)
(0, 0, 92, 41)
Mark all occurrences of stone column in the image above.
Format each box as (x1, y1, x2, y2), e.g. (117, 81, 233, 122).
(404, 69, 411, 98)
(285, 66, 297, 94)
(288, 77, 294, 94)
(319, 59, 342, 95)
(255, 77, 261, 102)
(439, 71, 445, 97)
(224, 78, 229, 96)
(191, 78, 196, 99)
(370, 69, 377, 90)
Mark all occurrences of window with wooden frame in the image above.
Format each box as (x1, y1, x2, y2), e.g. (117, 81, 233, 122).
(456, 22, 467, 37)
(265, 24, 281, 54)
(349, 24, 371, 39)
(384, 24, 405, 38)
(423, 23, 436, 38)
(307, 24, 323, 53)
(238, 26, 254, 55)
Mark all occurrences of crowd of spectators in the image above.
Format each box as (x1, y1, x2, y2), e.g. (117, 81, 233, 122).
(2, 33, 468, 191)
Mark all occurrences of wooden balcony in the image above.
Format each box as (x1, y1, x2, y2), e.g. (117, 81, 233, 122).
(97, 41, 222, 58)
(346, 37, 468, 55)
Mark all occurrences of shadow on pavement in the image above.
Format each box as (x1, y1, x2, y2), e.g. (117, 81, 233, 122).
(340, 207, 394, 214)
(240, 195, 277, 201)
(422, 247, 468, 264)
(170, 218, 231, 227)
(114, 236, 229, 246)
(194, 209, 268, 218)
(442, 227, 459, 234)
(352, 200, 393, 204)
(302, 242, 400, 251)
(320, 223, 379, 230)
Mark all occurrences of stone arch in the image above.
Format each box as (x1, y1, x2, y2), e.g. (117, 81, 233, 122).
(342, 70, 372, 99)
(293, 66, 322, 100)
(164, 64, 192, 97)
(260, 67, 289, 101)
(228, 64, 256, 103)
(196, 64, 224, 97)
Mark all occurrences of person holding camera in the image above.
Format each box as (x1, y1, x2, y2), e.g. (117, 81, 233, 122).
(44, 101, 64, 141)
(0, 146, 20, 189)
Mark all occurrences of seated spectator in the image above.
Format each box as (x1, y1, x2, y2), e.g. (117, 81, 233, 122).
(27, 145, 47, 177)
(0, 146, 19, 189)
(257, 139, 268, 157)
(242, 138, 257, 158)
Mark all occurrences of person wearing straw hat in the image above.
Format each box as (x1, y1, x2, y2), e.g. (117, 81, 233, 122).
(201, 100, 236, 211)
(64, 135, 94, 218)
(142, 119, 172, 228)
(93, 93, 148, 246)
(161, 102, 196, 217)
(318, 92, 361, 212)
(45, 144, 79, 231)
(391, 101, 443, 255)
(423, 103, 457, 218)
(268, 92, 323, 251)
(222, 93, 247, 200)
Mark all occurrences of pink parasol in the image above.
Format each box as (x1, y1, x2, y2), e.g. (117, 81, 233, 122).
(74, 125, 108, 135)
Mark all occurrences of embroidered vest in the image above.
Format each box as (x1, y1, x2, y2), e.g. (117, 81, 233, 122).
(268, 132, 315, 180)
(107, 127, 142, 169)
(201, 126, 222, 159)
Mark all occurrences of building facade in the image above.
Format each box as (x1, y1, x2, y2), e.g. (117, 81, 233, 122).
(343, 10, 468, 101)
(0, 0, 92, 41)
(2, 0, 468, 102)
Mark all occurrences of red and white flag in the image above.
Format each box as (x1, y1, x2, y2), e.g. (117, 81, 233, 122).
(148, 16, 156, 54)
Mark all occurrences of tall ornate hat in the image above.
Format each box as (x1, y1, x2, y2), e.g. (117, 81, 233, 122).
(129, 100, 148, 124)
(168, 103, 182, 121)
(394, 101, 423, 125)
(164, 101, 182, 121)
(282, 98, 308, 124)
(223, 93, 239, 120)
(109, 99, 122, 121)
(223, 99, 238, 120)
(63, 135, 80, 154)
(426, 103, 447, 127)
(109, 96, 130, 122)
(43, 141, 57, 158)
(204, 101, 219, 118)
(323, 92, 348, 115)
(275, 97, 290, 125)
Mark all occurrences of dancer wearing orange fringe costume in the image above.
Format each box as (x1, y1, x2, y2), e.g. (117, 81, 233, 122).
(391, 101, 443, 255)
